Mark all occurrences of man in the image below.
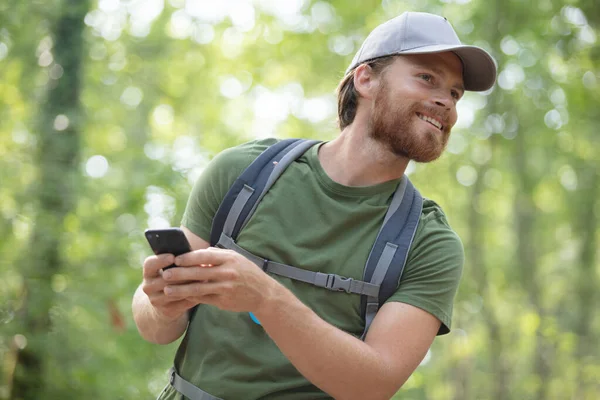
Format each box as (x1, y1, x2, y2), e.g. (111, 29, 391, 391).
(132, 11, 496, 400)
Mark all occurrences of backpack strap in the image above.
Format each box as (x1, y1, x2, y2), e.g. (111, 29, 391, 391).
(210, 138, 320, 245)
(218, 233, 379, 297)
(360, 176, 423, 338)
(169, 367, 223, 400)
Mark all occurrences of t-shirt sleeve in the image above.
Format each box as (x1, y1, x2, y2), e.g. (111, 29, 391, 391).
(385, 204, 464, 335)
(181, 139, 277, 242)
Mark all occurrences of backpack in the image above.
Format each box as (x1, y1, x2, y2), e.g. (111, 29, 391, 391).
(170, 138, 423, 400)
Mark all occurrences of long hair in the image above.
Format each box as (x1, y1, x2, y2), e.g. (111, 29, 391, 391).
(336, 56, 397, 130)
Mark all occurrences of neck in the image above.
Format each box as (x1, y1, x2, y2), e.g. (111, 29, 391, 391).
(318, 123, 409, 187)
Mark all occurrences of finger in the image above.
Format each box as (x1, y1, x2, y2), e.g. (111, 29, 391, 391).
(141, 276, 169, 296)
(143, 254, 175, 278)
(164, 281, 234, 299)
(174, 247, 235, 268)
(147, 278, 206, 300)
(149, 291, 191, 307)
(147, 291, 175, 306)
(162, 265, 238, 283)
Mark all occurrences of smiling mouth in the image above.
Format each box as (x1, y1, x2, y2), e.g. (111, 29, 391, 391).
(417, 113, 443, 131)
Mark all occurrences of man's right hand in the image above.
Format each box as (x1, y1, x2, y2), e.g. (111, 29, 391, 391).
(132, 226, 211, 344)
(141, 253, 199, 322)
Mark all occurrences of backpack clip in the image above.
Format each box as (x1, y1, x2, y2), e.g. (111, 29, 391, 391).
(325, 274, 354, 294)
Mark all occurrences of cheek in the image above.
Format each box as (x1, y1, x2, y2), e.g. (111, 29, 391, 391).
(448, 108, 458, 128)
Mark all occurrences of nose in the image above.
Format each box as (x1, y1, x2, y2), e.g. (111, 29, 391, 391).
(433, 93, 454, 109)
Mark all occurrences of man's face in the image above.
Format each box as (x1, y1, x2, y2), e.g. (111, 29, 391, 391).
(367, 52, 464, 162)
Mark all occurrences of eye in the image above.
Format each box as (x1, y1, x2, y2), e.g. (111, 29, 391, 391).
(451, 90, 460, 100)
(419, 74, 433, 82)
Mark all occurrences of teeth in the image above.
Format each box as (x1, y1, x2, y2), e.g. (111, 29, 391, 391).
(418, 113, 442, 130)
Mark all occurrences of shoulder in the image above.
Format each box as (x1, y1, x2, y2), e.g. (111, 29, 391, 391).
(211, 138, 280, 171)
(202, 138, 281, 187)
(420, 198, 456, 229)
(181, 138, 281, 241)
(413, 198, 463, 258)
(409, 198, 464, 277)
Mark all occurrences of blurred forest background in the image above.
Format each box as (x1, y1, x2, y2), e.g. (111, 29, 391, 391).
(0, 0, 598, 399)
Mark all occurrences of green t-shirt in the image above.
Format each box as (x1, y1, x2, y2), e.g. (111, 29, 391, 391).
(158, 139, 464, 400)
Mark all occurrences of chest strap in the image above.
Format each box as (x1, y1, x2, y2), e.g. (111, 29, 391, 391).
(169, 367, 223, 400)
(217, 233, 380, 298)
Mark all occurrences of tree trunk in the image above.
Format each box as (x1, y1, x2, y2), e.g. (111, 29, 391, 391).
(467, 137, 510, 400)
(574, 163, 598, 399)
(10, 1, 90, 398)
(513, 120, 552, 400)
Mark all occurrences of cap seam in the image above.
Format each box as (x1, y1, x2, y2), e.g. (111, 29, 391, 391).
(402, 44, 465, 51)
(401, 13, 407, 50)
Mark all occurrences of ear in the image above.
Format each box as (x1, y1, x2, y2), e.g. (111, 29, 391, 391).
(353, 63, 380, 100)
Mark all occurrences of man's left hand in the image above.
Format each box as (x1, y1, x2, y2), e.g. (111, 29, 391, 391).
(160, 247, 277, 313)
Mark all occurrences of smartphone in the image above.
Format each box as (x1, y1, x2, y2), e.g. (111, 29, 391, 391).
(144, 228, 192, 270)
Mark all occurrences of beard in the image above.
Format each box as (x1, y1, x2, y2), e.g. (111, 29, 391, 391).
(367, 85, 451, 163)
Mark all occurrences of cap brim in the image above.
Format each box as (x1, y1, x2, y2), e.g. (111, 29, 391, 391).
(400, 44, 497, 91)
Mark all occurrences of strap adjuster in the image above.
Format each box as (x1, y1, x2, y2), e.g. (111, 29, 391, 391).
(325, 274, 353, 293)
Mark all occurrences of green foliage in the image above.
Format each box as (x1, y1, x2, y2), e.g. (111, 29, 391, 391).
(1, 0, 598, 398)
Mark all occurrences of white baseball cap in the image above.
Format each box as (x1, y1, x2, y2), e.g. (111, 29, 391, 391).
(346, 12, 497, 91)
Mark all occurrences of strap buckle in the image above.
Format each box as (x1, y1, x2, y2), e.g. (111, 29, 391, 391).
(325, 274, 353, 294)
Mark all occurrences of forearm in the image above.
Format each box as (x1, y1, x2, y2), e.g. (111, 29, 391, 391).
(132, 284, 189, 344)
(254, 285, 400, 400)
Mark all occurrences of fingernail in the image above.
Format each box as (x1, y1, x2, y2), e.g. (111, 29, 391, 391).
(164, 286, 173, 295)
(163, 270, 172, 279)
(174, 256, 181, 265)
